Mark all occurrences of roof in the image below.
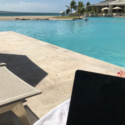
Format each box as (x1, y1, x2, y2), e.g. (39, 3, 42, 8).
(109, 1, 125, 5)
(93, 0, 114, 6)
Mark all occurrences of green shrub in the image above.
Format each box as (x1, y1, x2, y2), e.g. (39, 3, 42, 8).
(101, 10, 104, 14)
(123, 6, 125, 13)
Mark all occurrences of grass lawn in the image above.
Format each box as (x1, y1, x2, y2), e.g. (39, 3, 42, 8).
(53, 16, 79, 19)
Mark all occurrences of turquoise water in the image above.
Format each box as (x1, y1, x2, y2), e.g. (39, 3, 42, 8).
(1, 17, 125, 67)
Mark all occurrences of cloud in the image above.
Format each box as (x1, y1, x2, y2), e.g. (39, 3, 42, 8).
(0, 2, 62, 12)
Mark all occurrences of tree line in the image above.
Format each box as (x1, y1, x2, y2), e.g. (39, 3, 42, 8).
(62, 0, 96, 18)
(63, 0, 114, 18)
(62, 0, 125, 18)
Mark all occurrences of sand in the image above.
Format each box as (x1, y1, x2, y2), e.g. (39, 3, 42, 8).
(0, 16, 72, 20)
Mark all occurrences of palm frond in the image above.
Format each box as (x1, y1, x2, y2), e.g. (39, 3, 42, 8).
(65, 5, 70, 8)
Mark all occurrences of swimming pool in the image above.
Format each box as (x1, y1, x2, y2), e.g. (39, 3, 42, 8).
(1, 17, 125, 68)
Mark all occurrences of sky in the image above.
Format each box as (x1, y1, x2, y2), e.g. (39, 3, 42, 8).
(0, 0, 101, 13)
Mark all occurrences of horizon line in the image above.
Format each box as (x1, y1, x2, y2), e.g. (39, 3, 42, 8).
(0, 10, 61, 13)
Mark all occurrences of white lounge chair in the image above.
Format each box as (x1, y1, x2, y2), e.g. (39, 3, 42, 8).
(113, 13, 116, 16)
(103, 13, 106, 17)
(0, 62, 41, 125)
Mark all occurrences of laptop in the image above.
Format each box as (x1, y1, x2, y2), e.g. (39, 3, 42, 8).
(66, 70, 125, 125)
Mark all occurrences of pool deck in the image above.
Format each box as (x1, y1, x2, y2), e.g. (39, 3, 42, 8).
(0, 31, 125, 124)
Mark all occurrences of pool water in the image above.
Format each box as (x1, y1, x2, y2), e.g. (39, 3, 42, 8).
(1, 17, 125, 68)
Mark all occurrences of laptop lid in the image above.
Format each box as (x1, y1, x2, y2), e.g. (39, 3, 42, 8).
(66, 70, 125, 125)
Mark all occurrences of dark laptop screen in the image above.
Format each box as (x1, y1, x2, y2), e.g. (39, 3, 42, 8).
(66, 70, 125, 125)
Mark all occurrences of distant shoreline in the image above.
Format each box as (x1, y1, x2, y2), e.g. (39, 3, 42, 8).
(0, 12, 61, 17)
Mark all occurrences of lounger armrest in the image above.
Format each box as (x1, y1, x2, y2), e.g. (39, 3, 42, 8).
(0, 62, 6, 66)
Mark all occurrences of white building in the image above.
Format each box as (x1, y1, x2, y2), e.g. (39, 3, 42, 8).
(93, 0, 125, 13)
(109, 0, 125, 13)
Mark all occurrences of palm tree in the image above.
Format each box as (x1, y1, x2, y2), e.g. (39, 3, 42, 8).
(86, 2, 90, 6)
(96, 7, 99, 14)
(92, 5, 95, 13)
(66, 8, 71, 16)
(86, 2, 91, 12)
(66, 0, 77, 13)
(77, 1, 85, 18)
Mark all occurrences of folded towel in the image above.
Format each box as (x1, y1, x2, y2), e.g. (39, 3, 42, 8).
(34, 99, 70, 125)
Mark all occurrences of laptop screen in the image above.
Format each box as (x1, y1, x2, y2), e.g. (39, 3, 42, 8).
(66, 70, 125, 125)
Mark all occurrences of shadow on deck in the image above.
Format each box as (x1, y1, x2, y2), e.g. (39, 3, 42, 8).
(0, 53, 48, 87)
(0, 53, 48, 124)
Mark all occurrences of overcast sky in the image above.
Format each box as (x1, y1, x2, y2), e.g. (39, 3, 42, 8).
(0, 0, 101, 13)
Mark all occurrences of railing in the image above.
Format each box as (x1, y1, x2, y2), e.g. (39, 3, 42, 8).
(83, 13, 125, 17)
(69, 13, 125, 17)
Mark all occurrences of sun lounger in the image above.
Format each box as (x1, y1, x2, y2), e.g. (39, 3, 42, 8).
(107, 13, 113, 17)
(0, 63, 41, 125)
(103, 13, 106, 17)
(116, 13, 120, 16)
(84, 13, 89, 17)
(93, 14, 98, 17)
(113, 13, 116, 16)
(121, 13, 124, 16)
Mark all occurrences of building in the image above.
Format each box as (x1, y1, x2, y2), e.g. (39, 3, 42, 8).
(93, 0, 125, 13)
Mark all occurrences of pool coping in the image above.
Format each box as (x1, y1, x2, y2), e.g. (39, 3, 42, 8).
(9, 31, 124, 74)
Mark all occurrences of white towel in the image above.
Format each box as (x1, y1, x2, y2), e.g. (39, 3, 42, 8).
(34, 99, 70, 125)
